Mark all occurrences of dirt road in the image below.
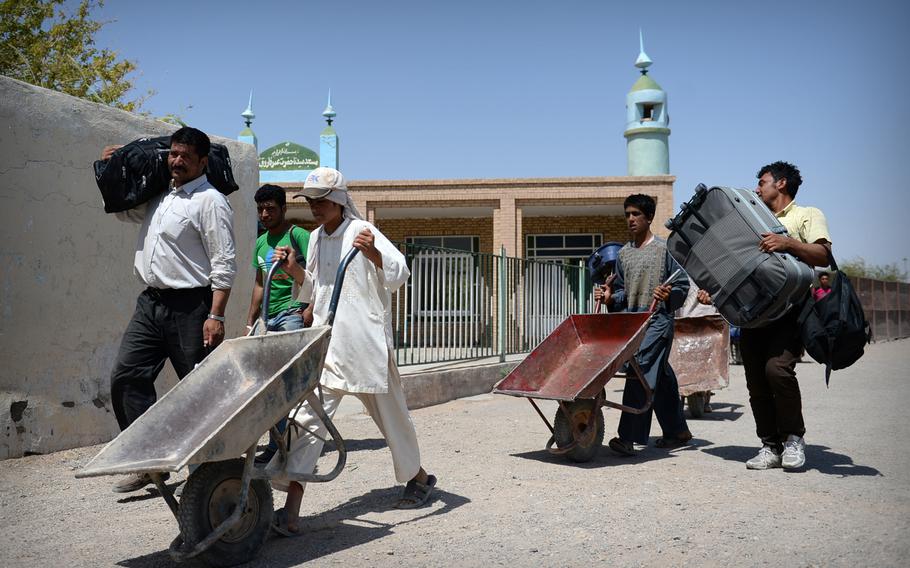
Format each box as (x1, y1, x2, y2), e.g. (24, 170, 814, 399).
(2, 339, 908, 567)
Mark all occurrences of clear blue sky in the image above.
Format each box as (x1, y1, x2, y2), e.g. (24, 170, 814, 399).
(95, 0, 909, 270)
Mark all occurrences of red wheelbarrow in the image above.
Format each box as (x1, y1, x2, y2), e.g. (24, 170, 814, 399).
(493, 270, 682, 462)
(493, 305, 659, 462)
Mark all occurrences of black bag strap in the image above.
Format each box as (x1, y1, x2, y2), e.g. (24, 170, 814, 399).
(796, 289, 816, 327)
(816, 243, 837, 385)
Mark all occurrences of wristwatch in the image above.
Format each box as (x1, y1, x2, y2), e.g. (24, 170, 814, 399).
(207, 314, 226, 322)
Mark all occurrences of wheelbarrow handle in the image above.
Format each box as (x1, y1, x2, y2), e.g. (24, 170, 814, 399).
(647, 268, 683, 313)
(326, 247, 361, 327)
(260, 247, 361, 332)
(259, 254, 308, 335)
(592, 273, 617, 314)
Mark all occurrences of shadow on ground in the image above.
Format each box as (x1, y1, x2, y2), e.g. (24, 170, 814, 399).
(510, 437, 710, 468)
(118, 486, 469, 568)
(701, 444, 883, 477)
(116, 481, 183, 505)
(687, 402, 745, 422)
(114, 438, 389, 505)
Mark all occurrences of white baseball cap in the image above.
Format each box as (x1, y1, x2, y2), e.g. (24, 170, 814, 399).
(293, 167, 347, 199)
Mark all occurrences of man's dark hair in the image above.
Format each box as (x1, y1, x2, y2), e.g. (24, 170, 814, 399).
(255, 184, 287, 207)
(624, 194, 656, 220)
(757, 161, 803, 198)
(818, 271, 830, 279)
(170, 126, 211, 158)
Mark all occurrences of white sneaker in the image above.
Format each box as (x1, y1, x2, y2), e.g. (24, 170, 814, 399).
(781, 435, 806, 469)
(746, 445, 782, 470)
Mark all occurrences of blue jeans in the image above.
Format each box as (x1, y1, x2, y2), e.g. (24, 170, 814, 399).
(266, 307, 305, 332)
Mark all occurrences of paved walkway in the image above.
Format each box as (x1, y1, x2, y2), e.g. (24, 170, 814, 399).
(2, 339, 908, 567)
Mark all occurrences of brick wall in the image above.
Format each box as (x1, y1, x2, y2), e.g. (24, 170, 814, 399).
(522, 215, 629, 249)
(282, 176, 675, 256)
(291, 215, 637, 255)
(377, 218, 495, 254)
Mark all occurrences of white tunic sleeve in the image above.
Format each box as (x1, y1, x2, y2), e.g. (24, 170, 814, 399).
(373, 228, 410, 293)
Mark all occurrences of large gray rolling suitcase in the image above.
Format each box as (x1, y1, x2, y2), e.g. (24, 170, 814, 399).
(665, 184, 814, 328)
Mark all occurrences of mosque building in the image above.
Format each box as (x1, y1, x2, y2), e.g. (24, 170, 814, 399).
(239, 36, 673, 263)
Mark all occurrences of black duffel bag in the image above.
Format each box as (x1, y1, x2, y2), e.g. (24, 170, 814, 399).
(94, 136, 239, 213)
(797, 251, 871, 385)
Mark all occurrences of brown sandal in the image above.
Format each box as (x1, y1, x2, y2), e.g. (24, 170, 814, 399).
(655, 430, 693, 449)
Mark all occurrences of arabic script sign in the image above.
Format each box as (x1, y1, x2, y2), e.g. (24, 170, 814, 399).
(259, 142, 319, 171)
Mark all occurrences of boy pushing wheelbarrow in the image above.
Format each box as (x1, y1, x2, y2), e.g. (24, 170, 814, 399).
(269, 167, 437, 535)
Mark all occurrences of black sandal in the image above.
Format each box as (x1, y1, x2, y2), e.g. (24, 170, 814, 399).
(396, 474, 437, 509)
(608, 437, 635, 456)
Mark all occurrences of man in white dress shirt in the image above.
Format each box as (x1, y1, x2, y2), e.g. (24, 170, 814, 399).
(102, 127, 237, 493)
(268, 167, 435, 536)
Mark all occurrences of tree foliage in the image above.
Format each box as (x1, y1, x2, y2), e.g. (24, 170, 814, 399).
(839, 257, 907, 282)
(0, 0, 148, 111)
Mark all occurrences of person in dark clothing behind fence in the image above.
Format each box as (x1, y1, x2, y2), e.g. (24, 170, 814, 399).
(595, 194, 692, 456)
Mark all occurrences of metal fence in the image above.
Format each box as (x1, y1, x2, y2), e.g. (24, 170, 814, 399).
(852, 277, 910, 342)
(391, 243, 595, 366)
(388, 245, 910, 366)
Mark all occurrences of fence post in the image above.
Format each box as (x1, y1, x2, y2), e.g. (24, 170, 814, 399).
(884, 279, 890, 340)
(498, 246, 506, 362)
(577, 260, 585, 314)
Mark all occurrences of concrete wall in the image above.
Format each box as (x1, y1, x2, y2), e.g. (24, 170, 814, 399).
(0, 76, 258, 459)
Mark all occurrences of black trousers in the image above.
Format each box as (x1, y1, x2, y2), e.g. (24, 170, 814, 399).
(617, 327, 689, 445)
(618, 360, 689, 445)
(110, 287, 212, 431)
(740, 309, 805, 449)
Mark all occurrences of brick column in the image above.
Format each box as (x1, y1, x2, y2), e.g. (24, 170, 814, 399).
(351, 196, 370, 222)
(494, 197, 519, 256)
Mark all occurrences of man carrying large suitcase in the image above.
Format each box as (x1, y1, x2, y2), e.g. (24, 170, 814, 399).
(701, 161, 831, 470)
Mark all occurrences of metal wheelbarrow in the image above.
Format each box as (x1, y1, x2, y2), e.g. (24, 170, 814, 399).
(670, 315, 730, 418)
(493, 271, 680, 463)
(76, 248, 361, 567)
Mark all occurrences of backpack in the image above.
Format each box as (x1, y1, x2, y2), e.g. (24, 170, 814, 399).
(797, 251, 871, 384)
(94, 136, 239, 213)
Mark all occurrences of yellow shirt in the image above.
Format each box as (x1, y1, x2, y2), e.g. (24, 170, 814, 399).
(775, 201, 831, 245)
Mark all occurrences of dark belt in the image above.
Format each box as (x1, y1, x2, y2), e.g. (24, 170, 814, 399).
(144, 286, 210, 300)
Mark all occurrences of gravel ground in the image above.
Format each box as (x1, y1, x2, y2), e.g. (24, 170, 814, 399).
(2, 339, 909, 567)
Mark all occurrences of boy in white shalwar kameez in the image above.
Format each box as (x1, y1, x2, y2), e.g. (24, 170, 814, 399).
(268, 167, 435, 536)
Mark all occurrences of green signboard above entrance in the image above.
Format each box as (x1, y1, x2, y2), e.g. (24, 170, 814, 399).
(259, 142, 319, 171)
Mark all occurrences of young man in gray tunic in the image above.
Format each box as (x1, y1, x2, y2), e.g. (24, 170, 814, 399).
(596, 194, 692, 455)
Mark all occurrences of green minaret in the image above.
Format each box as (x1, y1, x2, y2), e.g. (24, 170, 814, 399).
(623, 31, 670, 175)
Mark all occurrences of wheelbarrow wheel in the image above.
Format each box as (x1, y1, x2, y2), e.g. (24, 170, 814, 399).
(553, 400, 604, 463)
(177, 459, 273, 567)
(686, 393, 706, 419)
